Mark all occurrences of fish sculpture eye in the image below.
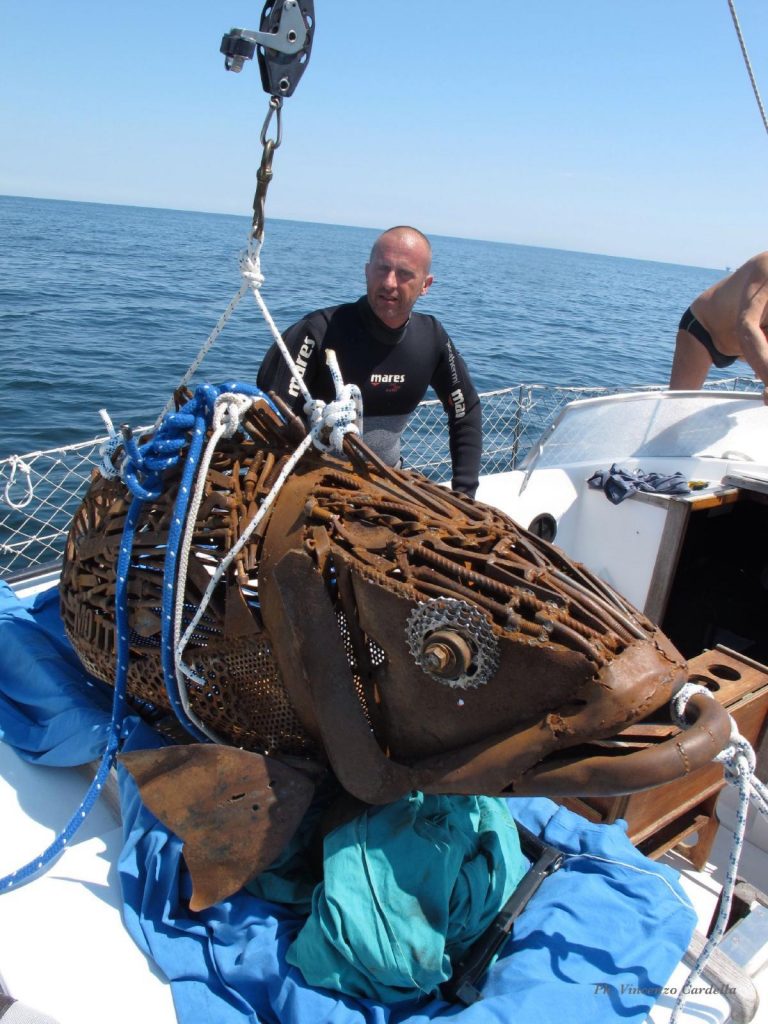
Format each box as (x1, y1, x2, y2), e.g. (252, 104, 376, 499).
(405, 598, 499, 689)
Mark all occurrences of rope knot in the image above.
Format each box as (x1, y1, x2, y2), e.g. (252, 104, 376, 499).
(305, 349, 363, 455)
(671, 682, 714, 729)
(240, 248, 265, 290)
(212, 392, 253, 438)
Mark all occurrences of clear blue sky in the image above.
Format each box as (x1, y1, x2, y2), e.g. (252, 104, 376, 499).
(2, 1, 766, 269)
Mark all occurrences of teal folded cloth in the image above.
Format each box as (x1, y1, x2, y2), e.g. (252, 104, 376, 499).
(285, 792, 527, 1003)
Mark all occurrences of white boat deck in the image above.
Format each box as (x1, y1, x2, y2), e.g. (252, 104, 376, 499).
(0, 742, 175, 1024)
(1, 730, 765, 1024)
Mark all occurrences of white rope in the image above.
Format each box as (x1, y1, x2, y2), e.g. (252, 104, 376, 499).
(305, 349, 363, 454)
(171, 392, 254, 742)
(174, 429, 315, 685)
(171, 350, 363, 708)
(240, 238, 365, 453)
(138, 230, 363, 728)
(150, 224, 343, 446)
(668, 683, 768, 1024)
(97, 408, 121, 479)
(240, 239, 316, 408)
(3, 456, 34, 510)
(148, 230, 319, 424)
(154, 280, 250, 429)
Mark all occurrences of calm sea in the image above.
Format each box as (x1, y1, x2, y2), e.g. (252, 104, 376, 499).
(0, 194, 726, 461)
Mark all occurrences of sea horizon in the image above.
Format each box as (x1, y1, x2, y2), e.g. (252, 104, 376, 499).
(0, 194, 733, 459)
(0, 192, 722, 275)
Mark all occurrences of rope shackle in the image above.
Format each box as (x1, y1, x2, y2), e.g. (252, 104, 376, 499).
(251, 98, 282, 242)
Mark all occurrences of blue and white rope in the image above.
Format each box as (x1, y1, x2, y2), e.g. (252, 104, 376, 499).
(171, 390, 260, 741)
(122, 382, 269, 742)
(97, 408, 122, 480)
(0, 226, 364, 891)
(669, 683, 768, 1024)
(0, 492, 141, 892)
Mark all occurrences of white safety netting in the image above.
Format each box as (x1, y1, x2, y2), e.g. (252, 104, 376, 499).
(1, 377, 760, 578)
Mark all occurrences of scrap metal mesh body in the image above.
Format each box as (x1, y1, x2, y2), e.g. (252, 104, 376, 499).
(59, 402, 321, 756)
(59, 396, 715, 800)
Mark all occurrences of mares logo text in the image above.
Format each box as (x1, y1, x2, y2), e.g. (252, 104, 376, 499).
(451, 388, 466, 418)
(288, 337, 316, 397)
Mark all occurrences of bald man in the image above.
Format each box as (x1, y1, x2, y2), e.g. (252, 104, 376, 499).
(670, 252, 768, 403)
(257, 226, 482, 496)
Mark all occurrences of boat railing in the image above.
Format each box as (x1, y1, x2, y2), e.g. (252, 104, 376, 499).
(0, 377, 760, 579)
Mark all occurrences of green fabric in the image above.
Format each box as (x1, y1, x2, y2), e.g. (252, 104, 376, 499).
(245, 775, 339, 912)
(285, 792, 527, 1003)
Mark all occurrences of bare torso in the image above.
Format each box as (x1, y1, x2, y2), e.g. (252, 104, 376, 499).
(692, 251, 768, 357)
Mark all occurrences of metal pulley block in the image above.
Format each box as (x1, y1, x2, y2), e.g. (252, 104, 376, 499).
(220, 0, 315, 97)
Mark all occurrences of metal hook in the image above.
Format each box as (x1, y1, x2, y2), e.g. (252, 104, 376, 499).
(260, 95, 283, 149)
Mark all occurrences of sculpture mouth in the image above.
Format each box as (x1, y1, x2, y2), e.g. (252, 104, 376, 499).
(507, 690, 733, 796)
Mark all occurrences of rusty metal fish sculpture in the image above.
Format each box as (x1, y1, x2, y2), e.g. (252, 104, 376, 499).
(59, 388, 731, 909)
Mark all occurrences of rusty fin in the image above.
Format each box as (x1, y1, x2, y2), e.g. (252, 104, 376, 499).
(119, 745, 316, 911)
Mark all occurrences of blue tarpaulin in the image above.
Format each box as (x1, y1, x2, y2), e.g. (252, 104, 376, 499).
(0, 580, 697, 1023)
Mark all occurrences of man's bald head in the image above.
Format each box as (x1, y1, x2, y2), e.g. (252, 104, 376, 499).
(365, 227, 434, 327)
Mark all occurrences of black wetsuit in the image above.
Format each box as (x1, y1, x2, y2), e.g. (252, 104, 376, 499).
(257, 296, 482, 496)
(679, 306, 738, 368)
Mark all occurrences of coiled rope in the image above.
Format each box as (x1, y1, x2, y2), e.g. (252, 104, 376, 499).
(0, 226, 363, 885)
(668, 683, 768, 1024)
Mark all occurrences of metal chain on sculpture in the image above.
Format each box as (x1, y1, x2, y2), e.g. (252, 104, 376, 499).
(727, 0, 768, 137)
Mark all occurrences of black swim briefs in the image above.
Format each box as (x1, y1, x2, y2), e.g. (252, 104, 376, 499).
(678, 306, 738, 368)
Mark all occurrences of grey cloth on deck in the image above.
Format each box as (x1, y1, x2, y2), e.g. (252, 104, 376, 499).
(588, 464, 690, 505)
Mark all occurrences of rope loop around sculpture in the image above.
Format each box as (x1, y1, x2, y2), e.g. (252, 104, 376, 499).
(669, 683, 768, 1024)
(87, 211, 364, 748)
(145, 382, 270, 741)
(306, 349, 363, 455)
(97, 408, 122, 480)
